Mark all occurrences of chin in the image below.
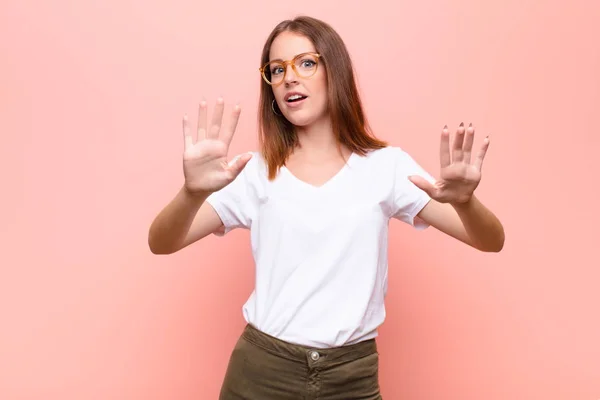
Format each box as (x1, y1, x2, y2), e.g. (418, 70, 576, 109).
(285, 115, 314, 127)
(280, 111, 309, 126)
(283, 110, 327, 128)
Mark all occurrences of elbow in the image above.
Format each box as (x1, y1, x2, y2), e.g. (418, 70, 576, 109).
(474, 243, 503, 253)
(147, 233, 177, 255)
(477, 231, 505, 253)
(493, 228, 506, 252)
(149, 245, 171, 255)
(495, 237, 505, 253)
(149, 244, 177, 255)
(148, 240, 179, 255)
(486, 241, 504, 253)
(148, 241, 166, 255)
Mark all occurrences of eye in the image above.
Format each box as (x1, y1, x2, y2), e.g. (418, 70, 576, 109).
(271, 66, 284, 75)
(301, 59, 316, 68)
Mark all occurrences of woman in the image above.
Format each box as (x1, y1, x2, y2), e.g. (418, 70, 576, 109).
(148, 15, 504, 400)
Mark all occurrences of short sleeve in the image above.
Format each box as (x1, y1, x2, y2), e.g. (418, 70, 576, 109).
(205, 152, 261, 236)
(390, 147, 436, 230)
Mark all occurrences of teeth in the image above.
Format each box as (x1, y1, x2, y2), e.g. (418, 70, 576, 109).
(288, 94, 303, 101)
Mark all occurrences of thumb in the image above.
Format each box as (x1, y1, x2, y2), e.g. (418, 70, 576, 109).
(226, 152, 253, 176)
(408, 175, 435, 196)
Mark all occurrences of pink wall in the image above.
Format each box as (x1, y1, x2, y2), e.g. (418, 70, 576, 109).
(2, 0, 599, 398)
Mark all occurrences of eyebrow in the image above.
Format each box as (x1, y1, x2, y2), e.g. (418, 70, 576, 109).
(268, 52, 315, 62)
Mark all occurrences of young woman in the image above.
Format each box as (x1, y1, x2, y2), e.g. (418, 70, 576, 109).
(148, 15, 504, 400)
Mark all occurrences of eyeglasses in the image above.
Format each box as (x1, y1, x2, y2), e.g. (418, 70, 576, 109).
(259, 52, 321, 86)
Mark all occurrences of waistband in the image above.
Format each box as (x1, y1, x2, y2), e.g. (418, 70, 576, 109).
(241, 323, 378, 365)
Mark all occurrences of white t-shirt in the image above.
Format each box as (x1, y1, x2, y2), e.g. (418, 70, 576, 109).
(205, 146, 434, 348)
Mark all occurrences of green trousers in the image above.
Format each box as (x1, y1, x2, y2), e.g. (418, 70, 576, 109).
(219, 324, 383, 399)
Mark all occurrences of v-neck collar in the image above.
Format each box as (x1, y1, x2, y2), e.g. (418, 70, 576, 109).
(281, 152, 357, 191)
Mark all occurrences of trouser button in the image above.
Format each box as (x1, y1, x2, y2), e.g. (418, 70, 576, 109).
(310, 351, 320, 361)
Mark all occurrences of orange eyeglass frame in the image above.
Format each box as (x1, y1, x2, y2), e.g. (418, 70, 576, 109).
(259, 52, 322, 86)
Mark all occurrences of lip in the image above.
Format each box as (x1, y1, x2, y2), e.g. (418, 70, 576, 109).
(284, 91, 308, 101)
(285, 97, 307, 109)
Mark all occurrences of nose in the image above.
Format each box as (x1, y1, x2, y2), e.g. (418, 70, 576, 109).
(283, 62, 298, 84)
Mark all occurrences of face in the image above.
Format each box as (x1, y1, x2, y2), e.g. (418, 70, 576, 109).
(268, 31, 328, 127)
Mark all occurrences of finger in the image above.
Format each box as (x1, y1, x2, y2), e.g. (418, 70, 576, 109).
(474, 136, 490, 170)
(408, 175, 436, 197)
(221, 103, 242, 148)
(182, 114, 193, 150)
(452, 122, 465, 162)
(462, 123, 475, 164)
(226, 152, 253, 176)
(440, 125, 451, 168)
(207, 97, 225, 140)
(197, 99, 208, 140)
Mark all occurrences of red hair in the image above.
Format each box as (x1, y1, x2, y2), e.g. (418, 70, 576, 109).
(258, 16, 387, 180)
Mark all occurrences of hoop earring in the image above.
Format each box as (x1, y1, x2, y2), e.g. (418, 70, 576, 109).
(272, 99, 283, 116)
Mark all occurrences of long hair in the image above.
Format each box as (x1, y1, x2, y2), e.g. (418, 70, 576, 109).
(258, 16, 388, 180)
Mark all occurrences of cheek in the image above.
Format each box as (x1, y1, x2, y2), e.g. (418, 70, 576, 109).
(312, 70, 327, 93)
(273, 88, 283, 102)
(297, 74, 323, 105)
(315, 74, 328, 101)
(313, 77, 328, 109)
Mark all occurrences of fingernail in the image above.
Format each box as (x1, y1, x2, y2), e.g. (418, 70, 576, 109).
(443, 124, 448, 129)
(469, 122, 472, 127)
(459, 122, 464, 127)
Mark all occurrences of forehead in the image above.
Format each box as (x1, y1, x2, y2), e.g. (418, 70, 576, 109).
(269, 31, 316, 61)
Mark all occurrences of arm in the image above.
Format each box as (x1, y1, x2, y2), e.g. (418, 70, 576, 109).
(408, 123, 504, 252)
(417, 195, 505, 252)
(148, 98, 252, 255)
(148, 186, 223, 255)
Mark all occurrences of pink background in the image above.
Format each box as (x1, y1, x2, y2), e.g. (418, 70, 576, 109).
(2, 0, 599, 399)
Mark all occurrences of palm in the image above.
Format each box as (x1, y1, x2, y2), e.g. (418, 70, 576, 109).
(181, 98, 251, 195)
(410, 123, 489, 204)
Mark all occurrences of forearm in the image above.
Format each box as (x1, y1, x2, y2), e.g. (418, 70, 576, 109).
(451, 195, 505, 252)
(148, 186, 210, 254)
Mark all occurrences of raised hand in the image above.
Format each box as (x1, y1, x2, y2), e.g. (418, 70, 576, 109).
(181, 98, 252, 196)
(409, 123, 489, 204)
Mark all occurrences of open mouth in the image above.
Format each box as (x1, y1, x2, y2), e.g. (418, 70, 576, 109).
(286, 94, 308, 103)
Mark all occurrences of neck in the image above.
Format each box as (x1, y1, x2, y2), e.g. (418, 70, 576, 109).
(293, 115, 347, 160)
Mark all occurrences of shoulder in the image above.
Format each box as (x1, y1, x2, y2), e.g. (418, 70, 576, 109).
(238, 151, 266, 173)
(359, 146, 414, 166)
(360, 146, 432, 179)
(236, 151, 269, 185)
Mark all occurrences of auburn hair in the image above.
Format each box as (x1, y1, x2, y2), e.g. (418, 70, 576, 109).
(258, 16, 388, 180)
